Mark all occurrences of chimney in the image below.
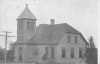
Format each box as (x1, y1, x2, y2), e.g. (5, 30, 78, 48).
(50, 19, 55, 25)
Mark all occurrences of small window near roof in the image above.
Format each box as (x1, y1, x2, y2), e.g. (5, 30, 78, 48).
(75, 36, 78, 43)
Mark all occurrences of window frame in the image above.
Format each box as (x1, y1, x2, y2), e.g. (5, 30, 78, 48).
(75, 36, 78, 43)
(18, 47, 23, 62)
(67, 35, 71, 43)
(79, 48, 83, 58)
(71, 47, 74, 58)
(61, 47, 66, 58)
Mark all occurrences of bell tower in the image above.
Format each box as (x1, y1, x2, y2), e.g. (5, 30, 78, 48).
(17, 4, 37, 42)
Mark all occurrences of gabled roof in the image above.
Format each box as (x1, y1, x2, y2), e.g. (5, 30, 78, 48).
(28, 23, 80, 45)
(18, 4, 36, 20)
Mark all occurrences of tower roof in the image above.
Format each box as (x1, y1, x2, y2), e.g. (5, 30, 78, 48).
(18, 4, 36, 20)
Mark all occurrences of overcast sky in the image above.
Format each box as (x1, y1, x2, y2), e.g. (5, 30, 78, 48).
(0, 0, 98, 48)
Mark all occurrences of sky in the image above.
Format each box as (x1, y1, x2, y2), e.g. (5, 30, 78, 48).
(0, 0, 99, 63)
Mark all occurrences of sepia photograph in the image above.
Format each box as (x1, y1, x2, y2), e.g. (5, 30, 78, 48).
(0, 0, 98, 64)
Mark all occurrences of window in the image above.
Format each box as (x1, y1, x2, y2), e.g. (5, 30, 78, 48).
(18, 47, 23, 62)
(19, 54, 22, 62)
(51, 47, 55, 58)
(79, 48, 83, 58)
(32, 48, 39, 56)
(27, 22, 32, 29)
(27, 21, 35, 31)
(61, 47, 66, 58)
(18, 21, 23, 32)
(71, 48, 74, 58)
(75, 36, 78, 43)
(19, 47, 22, 51)
(67, 35, 71, 43)
(18, 21, 24, 41)
(42, 47, 49, 60)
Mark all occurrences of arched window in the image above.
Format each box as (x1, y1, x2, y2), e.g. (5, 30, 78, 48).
(61, 47, 66, 58)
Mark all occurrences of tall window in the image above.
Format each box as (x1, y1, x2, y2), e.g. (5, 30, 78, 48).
(75, 36, 78, 43)
(61, 47, 66, 58)
(71, 48, 74, 58)
(18, 21, 23, 32)
(51, 47, 55, 59)
(42, 47, 49, 60)
(18, 47, 23, 62)
(67, 35, 71, 43)
(79, 48, 83, 58)
(18, 21, 23, 41)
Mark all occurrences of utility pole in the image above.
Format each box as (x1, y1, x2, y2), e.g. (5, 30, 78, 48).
(0, 31, 16, 64)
